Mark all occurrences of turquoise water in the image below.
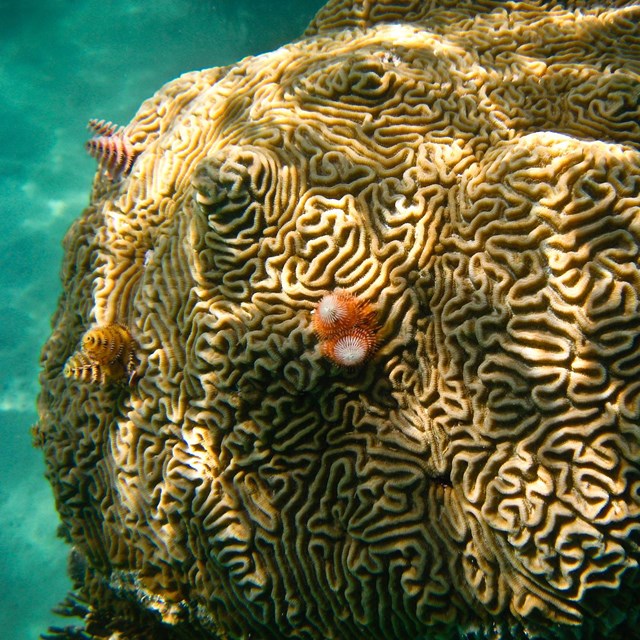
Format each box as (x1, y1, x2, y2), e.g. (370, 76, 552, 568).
(0, 1, 323, 637)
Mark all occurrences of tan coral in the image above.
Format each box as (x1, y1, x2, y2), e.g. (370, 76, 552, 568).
(36, 0, 640, 639)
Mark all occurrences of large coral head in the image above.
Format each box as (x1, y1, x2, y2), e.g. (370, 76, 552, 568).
(36, 0, 640, 638)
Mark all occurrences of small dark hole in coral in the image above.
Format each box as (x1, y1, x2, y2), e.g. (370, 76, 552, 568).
(433, 474, 452, 488)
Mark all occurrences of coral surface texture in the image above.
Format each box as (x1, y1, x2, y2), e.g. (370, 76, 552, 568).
(36, 0, 640, 638)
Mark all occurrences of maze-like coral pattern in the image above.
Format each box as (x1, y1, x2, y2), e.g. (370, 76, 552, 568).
(37, 0, 640, 638)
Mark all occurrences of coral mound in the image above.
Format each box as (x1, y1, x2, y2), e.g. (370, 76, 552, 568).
(37, 0, 640, 638)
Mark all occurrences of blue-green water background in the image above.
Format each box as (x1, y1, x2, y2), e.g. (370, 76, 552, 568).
(0, 1, 324, 637)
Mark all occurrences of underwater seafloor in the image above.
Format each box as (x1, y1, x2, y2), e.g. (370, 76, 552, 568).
(0, 1, 324, 638)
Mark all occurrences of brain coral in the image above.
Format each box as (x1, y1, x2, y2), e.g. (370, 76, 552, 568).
(36, 0, 640, 638)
